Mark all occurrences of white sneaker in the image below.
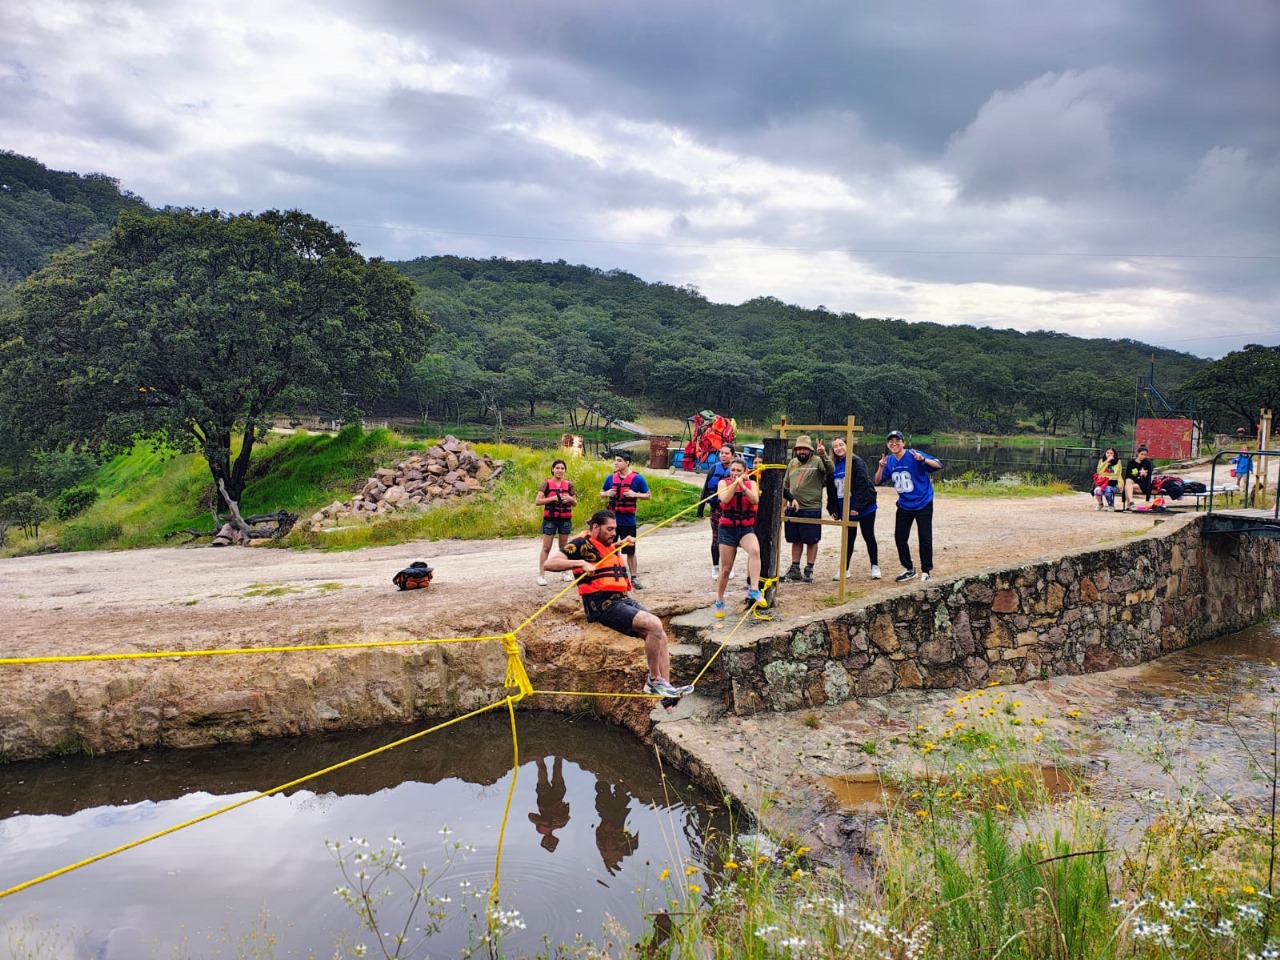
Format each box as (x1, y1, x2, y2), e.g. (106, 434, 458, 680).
(921, 572, 932, 582)
(562, 571, 574, 582)
(870, 565, 881, 579)
(536, 575, 548, 586)
(832, 569, 851, 581)
(712, 566, 720, 580)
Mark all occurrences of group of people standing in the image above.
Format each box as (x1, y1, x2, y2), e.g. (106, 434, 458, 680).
(533, 430, 942, 700)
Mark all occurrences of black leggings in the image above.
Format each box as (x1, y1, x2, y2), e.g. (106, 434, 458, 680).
(894, 501, 933, 573)
(837, 512, 879, 567)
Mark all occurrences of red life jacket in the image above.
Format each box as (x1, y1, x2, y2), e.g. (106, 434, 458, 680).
(718, 480, 757, 528)
(541, 478, 574, 521)
(575, 535, 631, 595)
(606, 470, 639, 516)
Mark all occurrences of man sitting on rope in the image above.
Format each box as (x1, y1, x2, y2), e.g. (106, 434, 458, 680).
(544, 509, 691, 699)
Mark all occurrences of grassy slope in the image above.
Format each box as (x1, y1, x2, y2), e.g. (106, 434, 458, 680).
(16, 426, 702, 555)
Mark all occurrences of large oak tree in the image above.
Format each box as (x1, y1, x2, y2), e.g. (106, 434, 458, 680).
(0, 208, 433, 505)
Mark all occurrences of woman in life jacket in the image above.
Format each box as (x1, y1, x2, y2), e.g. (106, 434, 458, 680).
(535, 458, 578, 585)
(714, 457, 764, 618)
(699, 444, 735, 579)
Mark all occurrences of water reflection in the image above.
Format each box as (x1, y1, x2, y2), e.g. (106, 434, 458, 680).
(0, 712, 732, 959)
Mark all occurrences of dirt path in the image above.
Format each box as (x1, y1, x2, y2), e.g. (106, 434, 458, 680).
(1, 467, 1217, 663)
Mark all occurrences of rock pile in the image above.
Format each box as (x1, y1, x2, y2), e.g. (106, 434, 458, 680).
(308, 436, 504, 531)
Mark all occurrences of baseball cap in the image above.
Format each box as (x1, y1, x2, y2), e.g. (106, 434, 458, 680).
(886, 430, 905, 441)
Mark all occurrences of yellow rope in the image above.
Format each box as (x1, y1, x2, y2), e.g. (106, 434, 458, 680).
(0, 634, 507, 666)
(1, 454, 792, 899)
(0, 694, 519, 900)
(487, 698, 521, 927)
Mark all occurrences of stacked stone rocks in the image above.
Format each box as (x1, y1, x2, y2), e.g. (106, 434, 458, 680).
(308, 436, 503, 531)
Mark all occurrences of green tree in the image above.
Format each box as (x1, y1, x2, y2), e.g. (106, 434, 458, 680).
(0, 209, 433, 507)
(1184, 344, 1280, 434)
(0, 491, 51, 538)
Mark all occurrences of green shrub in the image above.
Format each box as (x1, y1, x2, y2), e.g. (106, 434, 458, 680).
(54, 485, 99, 520)
(60, 520, 123, 551)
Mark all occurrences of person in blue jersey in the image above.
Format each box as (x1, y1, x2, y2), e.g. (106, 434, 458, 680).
(874, 430, 943, 583)
(697, 443, 736, 580)
(600, 451, 651, 588)
(825, 436, 880, 581)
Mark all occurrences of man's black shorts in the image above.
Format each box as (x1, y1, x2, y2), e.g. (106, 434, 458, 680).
(615, 523, 637, 555)
(784, 508, 822, 545)
(586, 594, 644, 636)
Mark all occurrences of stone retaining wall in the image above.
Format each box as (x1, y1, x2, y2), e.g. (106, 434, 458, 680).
(715, 517, 1280, 713)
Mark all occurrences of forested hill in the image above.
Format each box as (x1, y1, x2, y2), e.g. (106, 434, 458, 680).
(393, 255, 1206, 437)
(0, 151, 151, 283)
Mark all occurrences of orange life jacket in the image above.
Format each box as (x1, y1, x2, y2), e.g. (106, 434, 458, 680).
(606, 470, 639, 516)
(541, 478, 574, 521)
(718, 480, 757, 527)
(576, 535, 631, 595)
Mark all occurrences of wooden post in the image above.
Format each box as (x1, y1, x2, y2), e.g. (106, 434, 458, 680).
(758, 437, 788, 609)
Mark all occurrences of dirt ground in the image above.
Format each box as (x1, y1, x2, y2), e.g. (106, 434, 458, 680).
(0, 466, 1219, 664)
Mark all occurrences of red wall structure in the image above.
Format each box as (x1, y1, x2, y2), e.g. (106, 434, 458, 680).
(1135, 418, 1194, 459)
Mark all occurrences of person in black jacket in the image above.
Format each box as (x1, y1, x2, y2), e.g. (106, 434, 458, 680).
(1123, 446, 1154, 510)
(826, 437, 880, 580)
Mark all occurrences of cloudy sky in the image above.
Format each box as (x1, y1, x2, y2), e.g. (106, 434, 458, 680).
(3, 1, 1278, 359)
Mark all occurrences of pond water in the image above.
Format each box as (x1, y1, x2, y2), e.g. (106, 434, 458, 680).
(0, 713, 732, 958)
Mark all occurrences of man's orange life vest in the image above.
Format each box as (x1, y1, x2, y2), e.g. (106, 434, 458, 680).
(576, 535, 631, 595)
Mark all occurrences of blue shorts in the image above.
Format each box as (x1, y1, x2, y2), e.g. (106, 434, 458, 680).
(784, 508, 822, 545)
(587, 595, 644, 635)
(717, 525, 757, 548)
(541, 518, 572, 536)
(615, 523, 637, 555)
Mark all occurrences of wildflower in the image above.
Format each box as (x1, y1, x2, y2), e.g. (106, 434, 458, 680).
(1012, 700, 1023, 707)
(1214, 886, 1228, 895)
(1067, 710, 1082, 718)
(756, 925, 780, 938)
(1032, 733, 1043, 743)
(1244, 884, 1258, 894)
(1011, 718, 1023, 725)
(658, 868, 670, 881)
(779, 936, 808, 950)
(688, 884, 701, 893)
(1033, 717, 1047, 726)
(724, 861, 739, 870)
(915, 809, 929, 818)
(986, 680, 999, 687)
(685, 865, 698, 876)
(757, 855, 770, 865)
(796, 846, 811, 856)
(995, 804, 1007, 811)
(792, 869, 804, 880)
